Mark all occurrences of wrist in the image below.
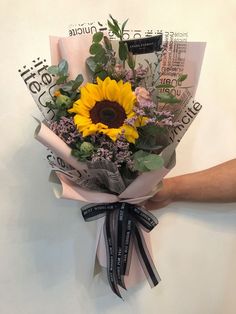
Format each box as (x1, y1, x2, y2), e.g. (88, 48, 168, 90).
(165, 176, 182, 202)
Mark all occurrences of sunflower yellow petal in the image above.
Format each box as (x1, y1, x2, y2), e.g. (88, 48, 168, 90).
(122, 94, 136, 114)
(69, 78, 139, 139)
(135, 116, 148, 127)
(102, 128, 121, 141)
(96, 76, 103, 86)
(117, 80, 123, 87)
(118, 83, 136, 113)
(122, 125, 139, 143)
(105, 79, 120, 102)
(74, 115, 92, 131)
(82, 123, 108, 137)
(80, 86, 96, 108)
(85, 83, 103, 101)
(127, 112, 135, 119)
(102, 77, 112, 98)
(75, 103, 91, 118)
(96, 122, 108, 130)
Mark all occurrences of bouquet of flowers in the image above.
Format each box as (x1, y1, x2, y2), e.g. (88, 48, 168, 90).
(20, 15, 205, 298)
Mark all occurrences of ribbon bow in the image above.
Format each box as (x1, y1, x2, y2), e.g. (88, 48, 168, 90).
(81, 202, 161, 298)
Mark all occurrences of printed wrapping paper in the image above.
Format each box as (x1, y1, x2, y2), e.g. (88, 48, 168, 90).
(20, 21, 206, 297)
(35, 119, 175, 293)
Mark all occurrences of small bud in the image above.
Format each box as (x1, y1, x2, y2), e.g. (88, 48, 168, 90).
(55, 95, 71, 107)
(80, 142, 94, 155)
(54, 90, 61, 97)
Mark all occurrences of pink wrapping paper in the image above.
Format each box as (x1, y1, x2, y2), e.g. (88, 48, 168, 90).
(50, 35, 93, 81)
(42, 32, 204, 289)
(35, 121, 173, 287)
(34, 120, 87, 171)
(96, 217, 154, 288)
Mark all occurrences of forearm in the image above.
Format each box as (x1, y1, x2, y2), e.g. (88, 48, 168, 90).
(169, 159, 236, 203)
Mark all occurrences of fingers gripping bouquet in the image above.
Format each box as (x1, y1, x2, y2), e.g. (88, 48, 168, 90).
(21, 16, 205, 298)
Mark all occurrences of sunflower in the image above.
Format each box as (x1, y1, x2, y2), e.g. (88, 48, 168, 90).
(68, 77, 139, 143)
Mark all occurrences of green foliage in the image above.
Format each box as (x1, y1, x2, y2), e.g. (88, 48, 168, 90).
(89, 43, 104, 55)
(107, 16, 121, 39)
(178, 74, 188, 82)
(86, 57, 97, 72)
(58, 59, 68, 76)
(158, 93, 181, 104)
(47, 65, 58, 75)
(71, 141, 95, 161)
(94, 48, 108, 64)
(92, 32, 104, 43)
(136, 125, 168, 151)
(46, 59, 84, 120)
(46, 98, 71, 121)
(127, 51, 135, 70)
(60, 74, 84, 93)
(156, 83, 174, 88)
(56, 75, 68, 84)
(107, 15, 131, 66)
(107, 15, 128, 41)
(86, 28, 119, 81)
(96, 70, 108, 80)
(47, 59, 69, 84)
(133, 150, 164, 172)
(119, 41, 128, 61)
(103, 36, 112, 50)
(121, 18, 128, 34)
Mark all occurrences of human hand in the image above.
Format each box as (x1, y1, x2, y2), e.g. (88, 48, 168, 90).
(145, 178, 175, 210)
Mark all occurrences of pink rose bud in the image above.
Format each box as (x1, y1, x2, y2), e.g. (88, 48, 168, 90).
(135, 87, 152, 102)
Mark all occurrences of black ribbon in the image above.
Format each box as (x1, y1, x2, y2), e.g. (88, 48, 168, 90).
(81, 202, 161, 298)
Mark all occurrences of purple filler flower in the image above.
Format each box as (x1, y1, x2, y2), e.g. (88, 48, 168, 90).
(49, 117, 81, 146)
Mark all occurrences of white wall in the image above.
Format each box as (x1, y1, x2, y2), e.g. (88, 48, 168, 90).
(1, 0, 236, 313)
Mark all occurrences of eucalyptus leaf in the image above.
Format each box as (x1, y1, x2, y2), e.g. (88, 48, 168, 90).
(47, 65, 59, 75)
(72, 81, 82, 91)
(58, 59, 68, 76)
(134, 160, 150, 172)
(133, 150, 148, 159)
(133, 149, 164, 172)
(158, 93, 181, 104)
(56, 75, 68, 84)
(75, 74, 84, 84)
(178, 74, 188, 82)
(156, 84, 174, 88)
(86, 57, 97, 72)
(136, 142, 163, 151)
(133, 150, 150, 172)
(140, 124, 160, 136)
(142, 154, 164, 170)
(94, 49, 107, 63)
(95, 64, 104, 72)
(90, 43, 103, 55)
(95, 70, 108, 80)
(61, 82, 73, 92)
(93, 32, 103, 43)
(136, 136, 163, 152)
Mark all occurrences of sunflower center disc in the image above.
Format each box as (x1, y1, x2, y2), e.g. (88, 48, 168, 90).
(90, 100, 127, 128)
